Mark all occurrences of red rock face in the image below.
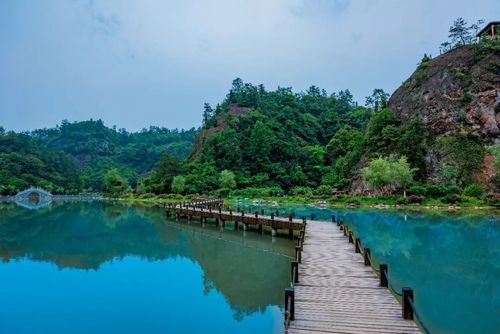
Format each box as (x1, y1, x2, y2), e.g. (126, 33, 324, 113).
(388, 45, 500, 144)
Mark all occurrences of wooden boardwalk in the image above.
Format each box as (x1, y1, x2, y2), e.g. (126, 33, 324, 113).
(287, 221, 421, 334)
(166, 202, 305, 237)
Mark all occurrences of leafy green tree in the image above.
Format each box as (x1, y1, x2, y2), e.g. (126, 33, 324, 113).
(103, 169, 130, 195)
(362, 156, 414, 195)
(365, 89, 389, 112)
(219, 170, 236, 189)
(365, 108, 400, 154)
(171, 175, 186, 194)
(439, 163, 459, 184)
(202, 103, 214, 126)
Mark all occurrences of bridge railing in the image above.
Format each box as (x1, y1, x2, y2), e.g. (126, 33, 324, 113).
(284, 219, 306, 332)
(334, 216, 431, 334)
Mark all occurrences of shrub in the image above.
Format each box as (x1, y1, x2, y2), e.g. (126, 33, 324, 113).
(289, 187, 314, 196)
(315, 185, 332, 196)
(408, 185, 426, 196)
(463, 184, 484, 198)
(230, 187, 284, 197)
(424, 183, 460, 198)
(442, 194, 461, 204)
(408, 195, 426, 203)
(485, 193, 500, 207)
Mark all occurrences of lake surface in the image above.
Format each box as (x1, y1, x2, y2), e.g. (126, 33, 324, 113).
(1, 201, 499, 334)
(237, 201, 500, 334)
(0, 201, 293, 334)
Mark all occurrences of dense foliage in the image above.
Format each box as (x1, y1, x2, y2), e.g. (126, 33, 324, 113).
(139, 78, 494, 198)
(0, 121, 197, 195)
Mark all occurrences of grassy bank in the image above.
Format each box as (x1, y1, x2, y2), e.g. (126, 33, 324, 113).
(103, 192, 499, 210)
(228, 194, 499, 209)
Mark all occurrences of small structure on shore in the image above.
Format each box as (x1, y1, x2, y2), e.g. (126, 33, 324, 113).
(15, 187, 53, 200)
(14, 187, 53, 210)
(477, 21, 499, 38)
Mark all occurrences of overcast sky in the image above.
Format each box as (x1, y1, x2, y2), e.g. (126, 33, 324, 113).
(0, 0, 498, 132)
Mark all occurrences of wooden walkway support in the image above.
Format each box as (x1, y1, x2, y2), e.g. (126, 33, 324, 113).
(285, 220, 422, 334)
(165, 203, 304, 236)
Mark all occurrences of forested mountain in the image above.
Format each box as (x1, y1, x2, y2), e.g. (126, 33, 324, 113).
(0, 121, 197, 194)
(141, 34, 499, 198)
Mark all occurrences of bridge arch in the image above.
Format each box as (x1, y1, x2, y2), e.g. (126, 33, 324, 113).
(15, 187, 53, 199)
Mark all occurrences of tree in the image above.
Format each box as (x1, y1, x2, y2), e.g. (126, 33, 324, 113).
(103, 169, 130, 195)
(171, 175, 186, 194)
(446, 18, 485, 48)
(219, 170, 236, 190)
(365, 89, 389, 112)
(362, 156, 415, 195)
(202, 103, 213, 126)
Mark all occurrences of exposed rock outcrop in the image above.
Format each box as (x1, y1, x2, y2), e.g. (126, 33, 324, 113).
(389, 45, 500, 143)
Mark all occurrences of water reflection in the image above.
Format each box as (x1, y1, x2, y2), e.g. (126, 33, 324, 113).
(0, 202, 293, 333)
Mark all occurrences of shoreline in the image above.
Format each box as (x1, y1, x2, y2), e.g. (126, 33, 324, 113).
(2, 194, 498, 212)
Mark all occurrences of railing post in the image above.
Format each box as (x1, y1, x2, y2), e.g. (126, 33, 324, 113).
(271, 213, 275, 220)
(364, 248, 371, 266)
(295, 246, 301, 263)
(348, 231, 353, 243)
(255, 211, 258, 218)
(285, 288, 295, 321)
(289, 214, 293, 222)
(343, 225, 348, 236)
(355, 238, 361, 253)
(291, 261, 299, 284)
(402, 287, 414, 320)
(331, 215, 335, 223)
(380, 264, 388, 287)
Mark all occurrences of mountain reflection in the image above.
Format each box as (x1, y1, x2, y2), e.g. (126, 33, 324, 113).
(0, 201, 293, 318)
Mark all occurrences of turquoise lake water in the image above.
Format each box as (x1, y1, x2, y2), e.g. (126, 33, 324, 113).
(1, 200, 499, 333)
(237, 201, 500, 334)
(0, 201, 292, 334)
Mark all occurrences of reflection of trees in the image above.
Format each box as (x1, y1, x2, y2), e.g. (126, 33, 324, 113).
(185, 229, 290, 319)
(0, 202, 291, 319)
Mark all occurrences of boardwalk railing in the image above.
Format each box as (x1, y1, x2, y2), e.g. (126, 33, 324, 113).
(284, 219, 306, 331)
(335, 216, 430, 334)
(165, 201, 305, 237)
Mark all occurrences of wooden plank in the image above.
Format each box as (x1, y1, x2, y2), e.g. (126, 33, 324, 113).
(287, 221, 421, 334)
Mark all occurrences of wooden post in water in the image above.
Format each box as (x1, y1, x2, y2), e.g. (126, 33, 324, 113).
(355, 238, 361, 253)
(348, 231, 354, 243)
(289, 214, 293, 222)
(291, 261, 299, 284)
(380, 264, 388, 287)
(364, 248, 371, 266)
(343, 225, 348, 236)
(402, 288, 414, 320)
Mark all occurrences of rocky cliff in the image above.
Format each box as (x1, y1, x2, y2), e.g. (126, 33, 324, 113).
(389, 45, 500, 143)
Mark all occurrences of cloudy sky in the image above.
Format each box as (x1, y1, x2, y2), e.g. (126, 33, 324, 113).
(0, 0, 498, 132)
